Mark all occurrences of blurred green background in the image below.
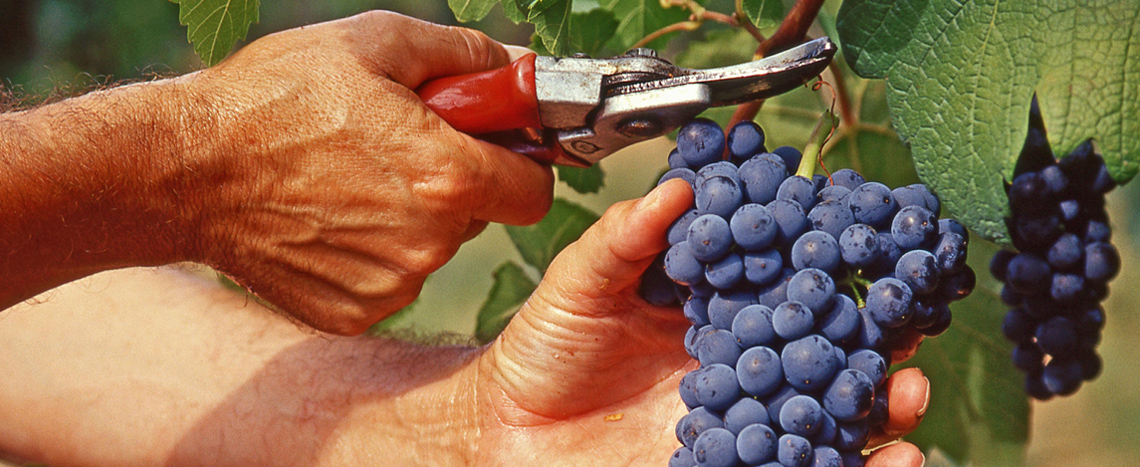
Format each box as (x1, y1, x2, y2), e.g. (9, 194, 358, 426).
(1, 0, 1138, 465)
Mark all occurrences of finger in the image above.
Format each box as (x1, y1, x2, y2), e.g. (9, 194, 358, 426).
(505, 45, 534, 61)
(463, 136, 556, 226)
(347, 11, 511, 87)
(869, 367, 931, 446)
(538, 179, 693, 306)
(866, 442, 925, 467)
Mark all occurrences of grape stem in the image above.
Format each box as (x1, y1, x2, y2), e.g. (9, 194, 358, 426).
(795, 108, 839, 179)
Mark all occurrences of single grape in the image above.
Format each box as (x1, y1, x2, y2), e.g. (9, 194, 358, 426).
(817, 294, 861, 344)
(738, 154, 787, 205)
(677, 118, 726, 167)
(932, 232, 968, 274)
(696, 175, 745, 218)
(829, 169, 866, 190)
(660, 167, 697, 187)
(787, 268, 837, 317)
(847, 349, 888, 387)
(773, 301, 815, 340)
(684, 296, 711, 327)
(817, 185, 851, 203)
(1049, 272, 1085, 302)
(839, 224, 880, 269)
(891, 205, 938, 250)
(938, 218, 968, 240)
(777, 434, 813, 467)
(723, 398, 770, 435)
(669, 447, 696, 467)
(757, 267, 795, 308)
(731, 203, 778, 250)
(808, 198, 856, 240)
(1041, 357, 1083, 396)
(727, 121, 766, 159)
(679, 406, 724, 447)
(780, 395, 824, 437)
(1035, 316, 1078, 357)
(892, 184, 938, 215)
(822, 369, 874, 421)
(732, 304, 778, 348)
(866, 278, 914, 328)
(1005, 253, 1051, 294)
(668, 209, 702, 246)
(706, 253, 745, 289)
(772, 146, 803, 174)
(693, 428, 739, 467)
(833, 420, 869, 451)
(812, 446, 843, 467)
(782, 335, 842, 392)
(849, 182, 897, 229)
(708, 290, 758, 330)
(767, 199, 810, 246)
(737, 346, 784, 397)
(679, 369, 701, 408)
(668, 148, 688, 170)
(778, 175, 818, 210)
(696, 161, 740, 187)
(696, 329, 743, 367)
(855, 307, 887, 350)
(693, 363, 740, 411)
(744, 249, 784, 286)
(791, 231, 841, 273)
(1008, 172, 1050, 211)
(665, 242, 704, 285)
(688, 214, 733, 262)
(1084, 242, 1120, 282)
(736, 423, 778, 466)
(989, 249, 1016, 282)
(895, 250, 941, 294)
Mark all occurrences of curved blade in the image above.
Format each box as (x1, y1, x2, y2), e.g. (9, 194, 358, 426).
(606, 37, 838, 105)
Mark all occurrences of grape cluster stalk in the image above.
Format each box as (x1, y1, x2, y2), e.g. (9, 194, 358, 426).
(640, 118, 976, 467)
(992, 103, 1119, 400)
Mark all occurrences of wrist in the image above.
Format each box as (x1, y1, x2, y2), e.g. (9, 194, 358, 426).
(0, 79, 203, 305)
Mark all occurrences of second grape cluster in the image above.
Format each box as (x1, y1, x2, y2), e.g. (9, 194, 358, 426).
(648, 118, 976, 467)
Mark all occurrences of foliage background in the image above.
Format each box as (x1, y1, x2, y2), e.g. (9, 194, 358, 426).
(1, 0, 1138, 465)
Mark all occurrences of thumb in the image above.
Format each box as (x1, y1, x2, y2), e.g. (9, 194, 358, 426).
(537, 179, 694, 310)
(347, 11, 512, 88)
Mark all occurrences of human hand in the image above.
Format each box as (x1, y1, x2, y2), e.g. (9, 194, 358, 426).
(473, 179, 928, 466)
(177, 11, 554, 334)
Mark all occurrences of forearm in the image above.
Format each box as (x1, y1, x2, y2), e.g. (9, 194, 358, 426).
(0, 80, 206, 308)
(0, 267, 480, 467)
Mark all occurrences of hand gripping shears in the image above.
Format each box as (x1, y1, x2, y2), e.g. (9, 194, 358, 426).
(417, 37, 837, 167)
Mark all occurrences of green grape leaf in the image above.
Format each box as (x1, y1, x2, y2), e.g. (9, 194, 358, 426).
(837, 0, 1140, 242)
(570, 8, 620, 56)
(520, 0, 574, 56)
(502, 0, 527, 23)
(450, 0, 500, 22)
(599, 0, 690, 51)
(505, 198, 599, 273)
(897, 238, 1029, 465)
(474, 261, 538, 343)
(741, 0, 784, 29)
(557, 164, 606, 193)
(173, 0, 259, 66)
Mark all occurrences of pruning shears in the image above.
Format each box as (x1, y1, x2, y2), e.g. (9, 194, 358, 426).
(417, 37, 837, 167)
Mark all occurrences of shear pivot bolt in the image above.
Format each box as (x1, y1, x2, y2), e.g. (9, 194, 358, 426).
(618, 118, 662, 138)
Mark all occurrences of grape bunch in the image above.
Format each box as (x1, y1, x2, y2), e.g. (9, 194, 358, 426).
(991, 103, 1119, 400)
(641, 118, 976, 467)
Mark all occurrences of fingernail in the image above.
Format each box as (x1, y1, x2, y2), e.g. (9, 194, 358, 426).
(917, 376, 931, 417)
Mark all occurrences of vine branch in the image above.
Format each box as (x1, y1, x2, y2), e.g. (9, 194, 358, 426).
(728, 0, 827, 129)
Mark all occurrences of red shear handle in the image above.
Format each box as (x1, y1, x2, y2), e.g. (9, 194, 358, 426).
(417, 54, 541, 135)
